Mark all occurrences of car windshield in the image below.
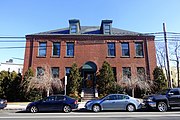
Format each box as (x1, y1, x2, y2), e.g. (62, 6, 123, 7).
(100, 95, 108, 100)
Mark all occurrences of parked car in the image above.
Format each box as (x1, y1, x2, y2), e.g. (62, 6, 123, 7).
(143, 88, 180, 112)
(0, 99, 7, 109)
(26, 95, 78, 113)
(85, 94, 142, 112)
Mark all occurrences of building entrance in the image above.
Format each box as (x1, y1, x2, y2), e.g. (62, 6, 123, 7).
(84, 72, 94, 88)
(82, 61, 97, 89)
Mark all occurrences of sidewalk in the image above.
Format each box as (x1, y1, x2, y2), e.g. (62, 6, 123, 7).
(4, 102, 86, 111)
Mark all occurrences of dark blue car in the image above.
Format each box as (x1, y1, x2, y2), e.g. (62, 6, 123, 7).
(26, 95, 78, 113)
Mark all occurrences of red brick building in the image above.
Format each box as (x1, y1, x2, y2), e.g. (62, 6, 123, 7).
(23, 19, 156, 97)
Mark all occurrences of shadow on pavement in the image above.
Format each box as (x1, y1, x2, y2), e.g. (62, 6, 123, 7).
(15, 108, 180, 113)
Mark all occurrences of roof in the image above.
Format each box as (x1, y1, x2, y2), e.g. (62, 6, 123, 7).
(28, 26, 149, 36)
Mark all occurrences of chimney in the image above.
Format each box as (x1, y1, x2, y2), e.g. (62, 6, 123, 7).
(100, 20, 113, 34)
(69, 19, 81, 34)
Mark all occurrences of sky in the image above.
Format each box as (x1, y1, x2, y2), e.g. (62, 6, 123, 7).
(0, 0, 180, 64)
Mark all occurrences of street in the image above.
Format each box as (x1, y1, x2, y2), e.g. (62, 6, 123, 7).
(1, 110, 180, 120)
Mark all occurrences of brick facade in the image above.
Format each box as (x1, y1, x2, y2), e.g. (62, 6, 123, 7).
(23, 35, 156, 81)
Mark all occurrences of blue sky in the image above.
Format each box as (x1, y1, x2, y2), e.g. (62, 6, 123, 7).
(0, 0, 180, 64)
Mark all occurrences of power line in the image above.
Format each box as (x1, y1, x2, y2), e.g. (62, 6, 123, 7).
(0, 40, 26, 42)
(0, 37, 25, 39)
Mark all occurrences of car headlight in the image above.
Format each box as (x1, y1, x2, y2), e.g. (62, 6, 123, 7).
(147, 97, 154, 102)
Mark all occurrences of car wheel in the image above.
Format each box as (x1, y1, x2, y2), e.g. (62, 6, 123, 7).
(157, 102, 167, 112)
(30, 106, 38, 113)
(63, 105, 72, 113)
(126, 104, 136, 112)
(92, 104, 101, 112)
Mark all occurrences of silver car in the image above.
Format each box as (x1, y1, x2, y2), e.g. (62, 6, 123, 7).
(85, 94, 142, 112)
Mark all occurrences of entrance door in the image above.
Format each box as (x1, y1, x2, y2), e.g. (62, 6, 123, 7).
(84, 73, 94, 88)
(82, 61, 97, 89)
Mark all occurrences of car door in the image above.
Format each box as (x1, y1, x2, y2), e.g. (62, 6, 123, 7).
(167, 89, 180, 107)
(53, 96, 65, 111)
(38, 96, 56, 111)
(101, 95, 118, 110)
(115, 95, 129, 110)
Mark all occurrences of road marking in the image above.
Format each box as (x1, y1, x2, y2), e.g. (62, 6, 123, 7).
(1, 113, 180, 119)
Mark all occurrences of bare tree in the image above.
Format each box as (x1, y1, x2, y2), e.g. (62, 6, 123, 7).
(156, 42, 167, 79)
(169, 41, 180, 87)
(117, 74, 153, 98)
(27, 65, 63, 97)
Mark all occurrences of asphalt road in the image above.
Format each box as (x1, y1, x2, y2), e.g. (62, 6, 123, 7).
(0, 110, 180, 120)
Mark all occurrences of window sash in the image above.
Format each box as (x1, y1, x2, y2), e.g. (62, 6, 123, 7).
(39, 42, 47, 57)
(135, 42, 144, 56)
(53, 42, 60, 56)
(108, 42, 115, 56)
(123, 67, 131, 78)
(137, 67, 145, 75)
(65, 67, 71, 76)
(104, 24, 110, 34)
(37, 67, 45, 77)
(66, 42, 74, 57)
(121, 43, 130, 56)
(51, 67, 59, 78)
(71, 25, 77, 33)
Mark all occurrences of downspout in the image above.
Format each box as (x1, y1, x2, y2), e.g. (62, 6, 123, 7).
(145, 38, 151, 80)
(29, 37, 34, 68)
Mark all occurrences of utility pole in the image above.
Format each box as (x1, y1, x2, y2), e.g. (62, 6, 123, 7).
(163, 23, 172, 88)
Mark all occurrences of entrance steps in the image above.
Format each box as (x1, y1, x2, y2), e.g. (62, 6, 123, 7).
(81, 88, 97, 102)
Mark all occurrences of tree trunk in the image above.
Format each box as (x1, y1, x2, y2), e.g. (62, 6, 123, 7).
(132, 88, 135, 97)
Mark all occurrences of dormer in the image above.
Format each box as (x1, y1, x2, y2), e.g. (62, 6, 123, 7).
(100, 20, 113, 35)
(69, 19, 81, 34)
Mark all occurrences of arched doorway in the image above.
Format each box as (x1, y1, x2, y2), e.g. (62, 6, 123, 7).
(82, 61, 97, 89)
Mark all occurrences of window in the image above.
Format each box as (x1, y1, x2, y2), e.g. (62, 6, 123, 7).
(104, 24, 110, 34)
(51, 67, 59, 78)
(65, 67, 71, 76)
(137, 67, 145, 80)
(37, 67, 45, 77)
(135, 42, 144, 57)
(39, 42, 47, 57)
(123, 67, 131, 78)
(52, 42, 60, 56)
(56, 96, 65, 101)
(107, 42, 115, 57)
(107, 95, 117, 100)
(117, 95, 129, 100)
(44, 96, 55, 101)
(70, 25, 77, 33)
(66, 42, 74, 57)
(121, 43, 130, 57)
(137, 67, 145, 75)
